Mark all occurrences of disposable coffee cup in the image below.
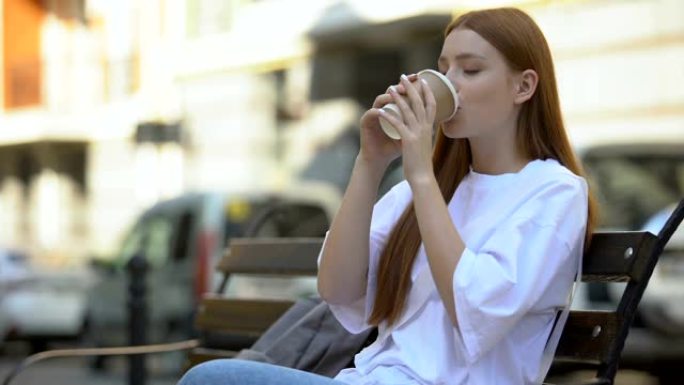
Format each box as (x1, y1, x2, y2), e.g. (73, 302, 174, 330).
(379, 69, 459, 140)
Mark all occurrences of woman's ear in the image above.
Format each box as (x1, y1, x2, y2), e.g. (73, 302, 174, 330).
(513, 69, 538, 105)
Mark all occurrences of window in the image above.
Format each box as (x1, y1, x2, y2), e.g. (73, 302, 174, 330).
(245, 202, 329, 238)
(116, 217, 174, 268)
(144, 219, 173, 267)
(3, 0, 44, 108)
(584, 152, 684, 230)
(171, 212, 194, 262)
(186, 0, 234, 38)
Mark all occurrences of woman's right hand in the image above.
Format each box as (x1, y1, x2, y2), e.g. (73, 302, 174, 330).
(358, 75, 417, 168)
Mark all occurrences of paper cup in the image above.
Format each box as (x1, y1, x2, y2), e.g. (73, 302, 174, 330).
(379, 70, 459, 140)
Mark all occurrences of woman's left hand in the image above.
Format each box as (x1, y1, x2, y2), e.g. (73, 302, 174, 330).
(380, 74, 437, 186)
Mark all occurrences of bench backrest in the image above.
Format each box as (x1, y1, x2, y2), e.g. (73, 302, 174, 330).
(554, 198, 684, 382)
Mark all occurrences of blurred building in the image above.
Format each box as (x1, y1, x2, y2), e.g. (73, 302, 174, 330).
(0, 0, 682, 265)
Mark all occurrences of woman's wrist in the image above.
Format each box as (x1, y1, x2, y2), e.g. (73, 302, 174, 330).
(354, 154, 389, 185)
(407, 169, 438, 192)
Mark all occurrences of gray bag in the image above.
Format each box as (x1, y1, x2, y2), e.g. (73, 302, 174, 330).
(235, 296, 376, 378)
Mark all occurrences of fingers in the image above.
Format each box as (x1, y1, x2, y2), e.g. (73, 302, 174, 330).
(402, 75, 425, 119)
(392, 74, 424, 126)
(420, 78, 436, 123)
(374, 72, 418, 108)
(378, 108, 409, 140)
(385, 84, 407, 97)
(372, 93, 394, 109)
(384, 73, 418, 95)
(374, 73, 427, 131)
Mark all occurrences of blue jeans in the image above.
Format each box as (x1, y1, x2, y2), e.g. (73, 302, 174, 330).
(178, 359, 350, 385)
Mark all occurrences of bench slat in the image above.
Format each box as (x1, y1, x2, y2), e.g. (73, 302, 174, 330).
(196, 296, 295, 335)
(220, 232, 658, 282)
(218, 238, 323, 276)
(581, 231, 656, 282)
(555, 310, 620, 363)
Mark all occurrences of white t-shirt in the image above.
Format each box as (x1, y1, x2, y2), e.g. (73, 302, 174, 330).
(320, 158, 589, 385)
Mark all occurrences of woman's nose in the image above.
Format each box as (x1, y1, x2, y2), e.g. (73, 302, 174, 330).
(445, 71, 460, 92)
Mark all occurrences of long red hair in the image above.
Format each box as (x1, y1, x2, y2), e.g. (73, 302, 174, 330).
(368, 7, 598, 327)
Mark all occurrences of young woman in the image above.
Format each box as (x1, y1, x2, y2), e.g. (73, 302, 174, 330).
(178, 7, 596, 385)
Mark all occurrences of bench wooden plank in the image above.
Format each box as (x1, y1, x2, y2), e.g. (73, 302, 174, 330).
(581, 231, 657, 282)
(221, 232, 659, 283)
(195, 296, 295, 335)
(218, 238, 323, 276)
(555, 310, 620, 364)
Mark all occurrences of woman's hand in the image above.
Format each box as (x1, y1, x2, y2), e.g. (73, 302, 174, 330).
(358, 76, 418, 169)
(379, 74, 437, 186)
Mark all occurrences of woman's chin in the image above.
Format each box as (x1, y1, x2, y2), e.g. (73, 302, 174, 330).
(440, 122, 467, 139)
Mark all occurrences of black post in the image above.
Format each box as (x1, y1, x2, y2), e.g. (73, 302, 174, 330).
(127, 253, 148, 385)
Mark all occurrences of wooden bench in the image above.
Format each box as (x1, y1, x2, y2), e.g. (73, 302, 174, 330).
(187, 197, 684, 384)
(4, 199, 683, 385)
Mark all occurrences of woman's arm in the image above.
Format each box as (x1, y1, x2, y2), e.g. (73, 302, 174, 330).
(410, 176, 465, 327)
(380, 74, 465, 326)
(318, 78, 409, 306)
(317, 155, 387, 305)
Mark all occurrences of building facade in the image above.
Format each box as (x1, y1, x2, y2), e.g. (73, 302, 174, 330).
(0, 0, 682, 265)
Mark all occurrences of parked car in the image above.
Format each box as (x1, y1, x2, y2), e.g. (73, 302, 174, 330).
(2, 270, 95, 352)
(84, 182, 341, 358)
(0, 249, 30, 286)
(0, 249, 95, 351)
(0, 249, 30, 345)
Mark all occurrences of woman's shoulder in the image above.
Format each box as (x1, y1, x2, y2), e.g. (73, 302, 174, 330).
(494, 159, 588, 236)
(523, 158, 587, 193)
(509, 159, 589, 222)
(511, 159, 589, 227)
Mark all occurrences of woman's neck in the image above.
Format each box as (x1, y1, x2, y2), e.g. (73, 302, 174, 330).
(468, 136, 531, 175)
